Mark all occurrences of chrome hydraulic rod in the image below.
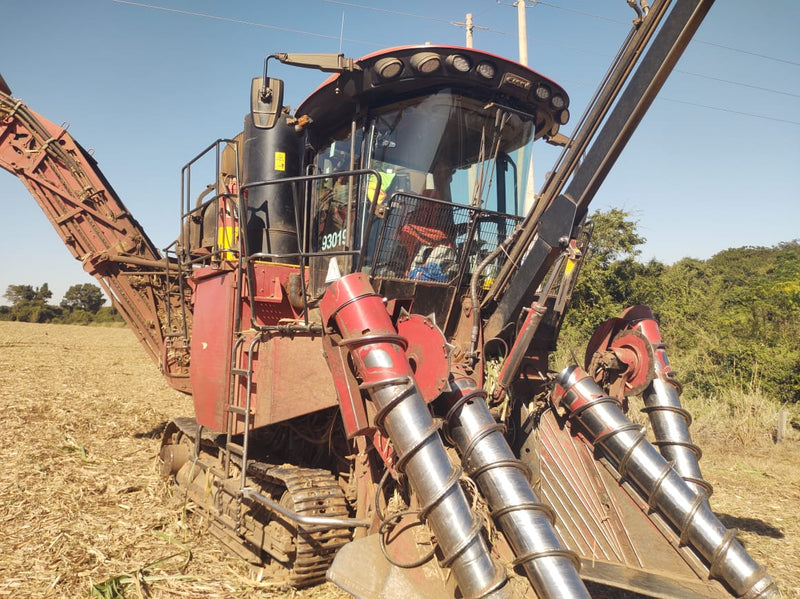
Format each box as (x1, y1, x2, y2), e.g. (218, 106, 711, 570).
(320, 272, 507, 598)
(553, 365, 778, 599)
(622, 306, 712, 496)
(443, 375, 590, 599)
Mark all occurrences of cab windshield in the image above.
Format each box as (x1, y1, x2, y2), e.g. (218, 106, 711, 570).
(309, 90, 533, 298)
(365, 89, 535, 214)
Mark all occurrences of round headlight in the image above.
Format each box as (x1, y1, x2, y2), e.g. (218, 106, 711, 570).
(447, 54, 471, 72)
(534, 83, 551, 102)
(374, 57, 404, 80)
(559, 109, 570, 125)
(551, 94, 566, 109)
(475, 61, 496, 80)
(411, 52, 441, 74)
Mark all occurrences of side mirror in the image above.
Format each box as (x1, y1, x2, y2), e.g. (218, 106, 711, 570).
(250, 77, 284, 129)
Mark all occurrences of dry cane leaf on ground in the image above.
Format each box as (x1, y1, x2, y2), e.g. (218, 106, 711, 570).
(0, 321, 796, 598)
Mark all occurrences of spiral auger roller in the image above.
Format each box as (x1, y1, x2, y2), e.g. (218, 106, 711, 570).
(320, 272, 507, 598)
(442, 375, 590, 599)
(620, 306, 714, 497)
(552, 365, 779, 599)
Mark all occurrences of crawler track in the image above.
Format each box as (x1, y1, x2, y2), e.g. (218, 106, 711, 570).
(247, 463, 353, 586)
(162, 418, 352, 586)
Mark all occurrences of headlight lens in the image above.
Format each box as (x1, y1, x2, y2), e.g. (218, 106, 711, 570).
(447, 54, 471, 72)
(374, 57, 403, 80)
(476, 61, 496, 79)
(410, 52, 441, 74)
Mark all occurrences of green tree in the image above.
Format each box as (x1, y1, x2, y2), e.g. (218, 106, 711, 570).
(9, 301, 60, 323)
(35, 283, 52, 302)
(556, 212, 799, 403)
(582, 208, 647, 268)
(562, 208, 657, 336)
(94, 305, 124, 324)
(4, 284, 51, 305)
(2, 284, 58, 323)
(60, 284, 106, 313)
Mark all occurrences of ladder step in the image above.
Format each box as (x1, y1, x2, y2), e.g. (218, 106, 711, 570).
(231, 368, 249, 377)
(227, 442, 244, 455)
(228, 405, 252, 416)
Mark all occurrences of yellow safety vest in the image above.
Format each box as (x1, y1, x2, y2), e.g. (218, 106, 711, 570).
(366, 171, 396, 204)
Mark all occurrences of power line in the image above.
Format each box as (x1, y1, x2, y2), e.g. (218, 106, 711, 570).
(497, 2, 800, 98)
(322, 0, 454, 24)
(322, 0, 509, 35)
(675, 69, 800, 99)
(527, 0, 800, 67)
(564, 77, 800, 126)
(695, 39, 800, 67)
(661, 97, 800, 126)
(525, 0, 629, 25)
(109, 0, 381, 47)
(109, 0, 799, 113)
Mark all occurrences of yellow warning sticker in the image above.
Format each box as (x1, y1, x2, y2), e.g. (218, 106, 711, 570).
(274, 151, 286, 172)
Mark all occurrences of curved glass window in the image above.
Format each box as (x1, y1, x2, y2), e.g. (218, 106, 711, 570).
(365, 89, 534, 214)
(308, 90, 534, 295)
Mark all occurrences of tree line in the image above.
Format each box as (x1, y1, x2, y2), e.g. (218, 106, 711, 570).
(559, 209, 800, 405)
(0, 283, 122, 325)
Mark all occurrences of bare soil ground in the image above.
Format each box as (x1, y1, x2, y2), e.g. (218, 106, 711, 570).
(0, 321, 797, 598)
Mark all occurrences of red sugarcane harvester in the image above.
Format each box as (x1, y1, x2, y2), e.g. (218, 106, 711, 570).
(0, 1, 780, 597)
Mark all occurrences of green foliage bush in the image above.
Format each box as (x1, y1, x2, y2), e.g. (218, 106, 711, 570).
(1, 283, 122, 325)
(1, 299, 61, 323)
(560, 210, 800, 403)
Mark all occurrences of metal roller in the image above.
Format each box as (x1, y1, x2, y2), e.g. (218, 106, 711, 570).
(622, 306, 713, 497)
(320, 272, 507, 598)
(443, 375, 590, 599)
(553, 365, 778, 599)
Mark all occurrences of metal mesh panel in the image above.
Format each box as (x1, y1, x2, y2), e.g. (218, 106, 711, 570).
(372, 193, 522, 295)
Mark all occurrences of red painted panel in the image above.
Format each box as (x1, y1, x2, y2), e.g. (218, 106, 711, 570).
(189, 268, 236, 431)
(244, 336, 339, 432)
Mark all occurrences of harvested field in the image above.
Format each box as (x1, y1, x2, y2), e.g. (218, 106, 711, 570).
(0, 321, 797, 598)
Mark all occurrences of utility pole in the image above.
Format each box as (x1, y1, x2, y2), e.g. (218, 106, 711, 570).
(514, 1, 536, 214)
(516, 1, 528, 65)
(453, 13, 488, 47)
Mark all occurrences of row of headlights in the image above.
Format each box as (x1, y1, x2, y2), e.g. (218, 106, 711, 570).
(373, 51, 568, 117)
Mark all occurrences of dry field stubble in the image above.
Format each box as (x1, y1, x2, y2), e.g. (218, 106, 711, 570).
(0, 321, 797, 598)
(0, 322, 344, 599)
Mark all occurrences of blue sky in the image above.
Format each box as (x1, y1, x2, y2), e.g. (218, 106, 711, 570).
(1, 0, 798, 304)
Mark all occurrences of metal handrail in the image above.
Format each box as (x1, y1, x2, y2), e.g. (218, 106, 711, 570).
(241, 487, 370, 530)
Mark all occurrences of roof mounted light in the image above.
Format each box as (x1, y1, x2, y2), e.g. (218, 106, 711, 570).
(410, 52, 441, 74)
(475, 61, 496, 80)
(374, 57, 404, 80)
(534, 83, 551, 102)
(551, 94, 566, 110)
(446, 54, 471, 73)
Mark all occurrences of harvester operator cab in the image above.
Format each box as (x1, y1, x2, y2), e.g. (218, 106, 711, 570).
(306, 89, 541, 328)
(233, 46, 569, 330)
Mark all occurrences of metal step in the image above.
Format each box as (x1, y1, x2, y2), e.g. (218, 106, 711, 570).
(228, 405, 252, 416)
